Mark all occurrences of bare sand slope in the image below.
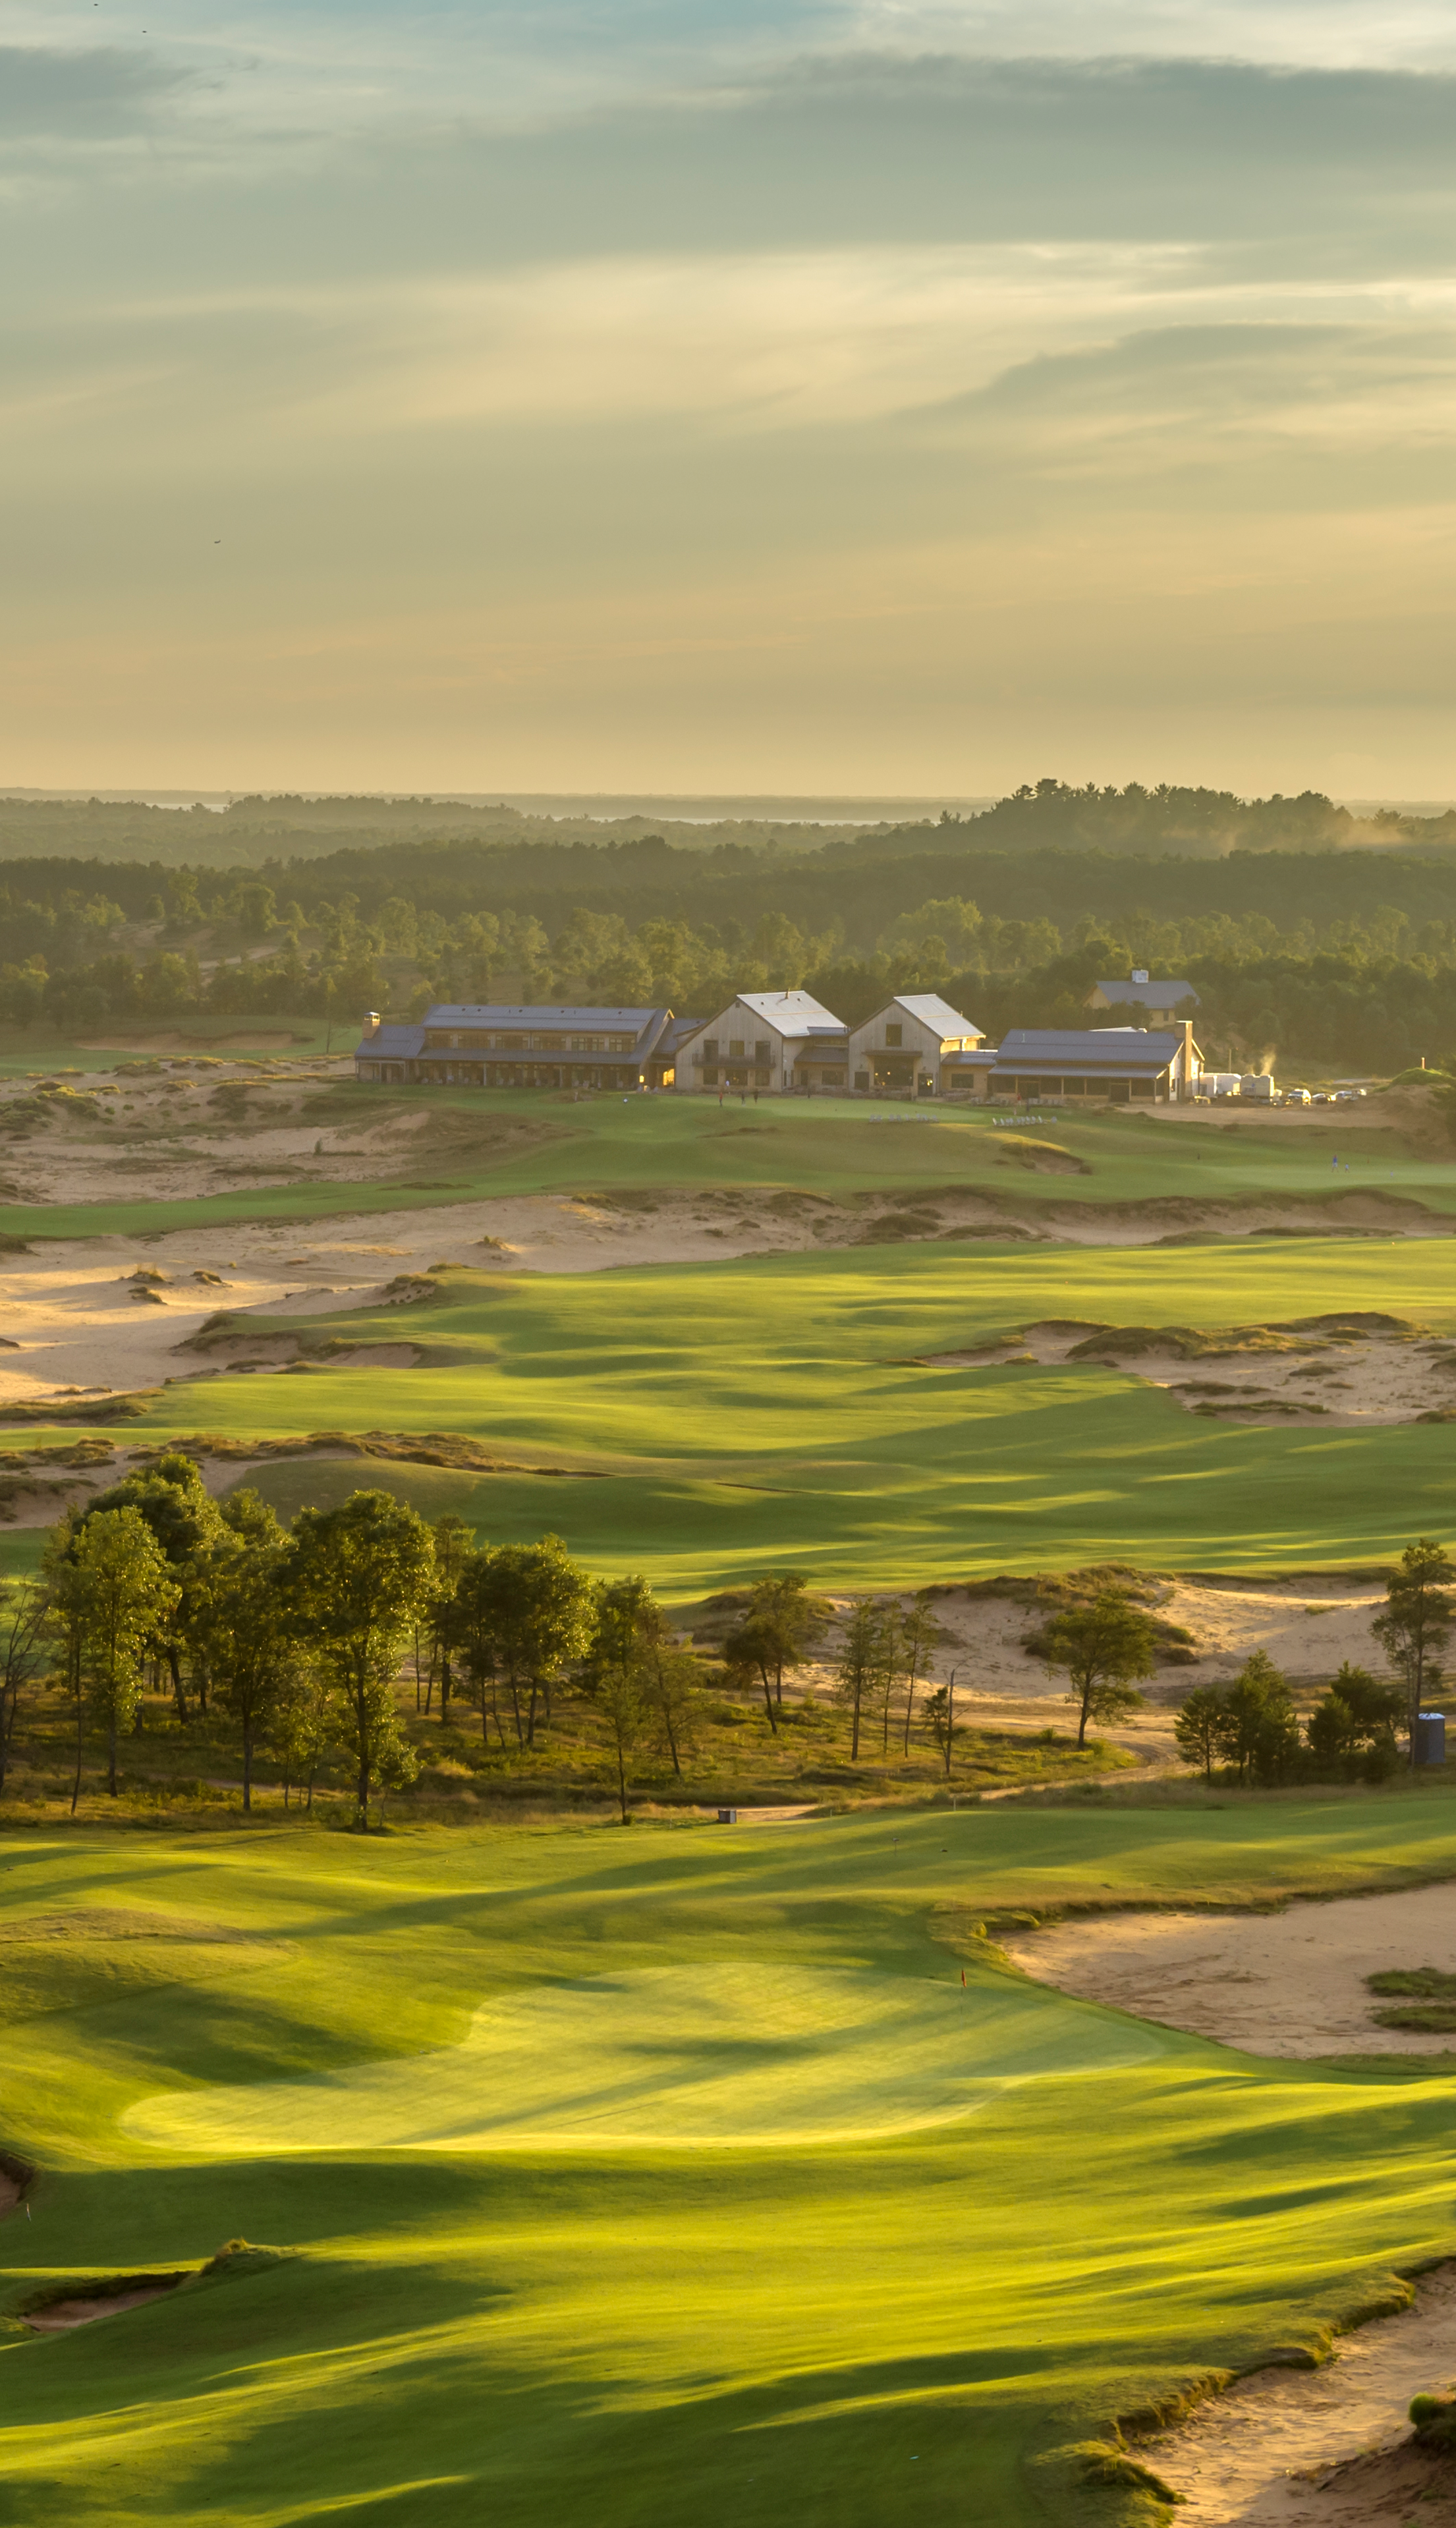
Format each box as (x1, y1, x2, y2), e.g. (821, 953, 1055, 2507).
(1150, 2264, 1456, 2524)
(925, 1316, 1456, 1427)
(1001, 1884, 1456, 2058)
(898, 1581, 1386, 1703)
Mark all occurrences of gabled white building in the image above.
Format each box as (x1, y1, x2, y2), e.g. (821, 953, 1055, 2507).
(675, 991, 849, 1093)
(847, 994, 985, 1096)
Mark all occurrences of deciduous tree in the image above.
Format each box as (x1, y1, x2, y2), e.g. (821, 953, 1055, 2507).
(899, 1590, 943, 1755)
(198, 1490, 303, 1812)
(1372, 1538, 1455, 1764)
(449, 1538, 593, 1749)
(0, 1577, 47, 1798)
(1042, 1590, 1156, 1748)
(84, 1453, 227, 1723)
(832, 1600, 888, 1762)
(70, 1506, 179, 1797)
(288, 1490, 434, 1822)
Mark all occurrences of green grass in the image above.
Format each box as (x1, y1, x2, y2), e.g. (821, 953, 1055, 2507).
(0, 1669, 1131, 1822)
(5, 1081, 1455, 1241)
(8, 1239, 1456, 1591)
(5, 1800, 1456, 2525)
(0, 1017, 333, 1081)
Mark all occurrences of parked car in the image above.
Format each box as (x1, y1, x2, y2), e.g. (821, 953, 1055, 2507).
(1282, 1087, 1312, 1107)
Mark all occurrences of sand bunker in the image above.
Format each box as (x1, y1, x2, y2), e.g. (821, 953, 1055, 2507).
(24, 2279, 184, 2332)
(1150, 2262, 1456, 2523)
(1001, 1884, 1456, 2058)
(123, 1961, 1162, 2156)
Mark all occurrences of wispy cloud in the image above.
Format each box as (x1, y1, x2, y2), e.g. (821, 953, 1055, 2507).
(6, 6, 1456, 784)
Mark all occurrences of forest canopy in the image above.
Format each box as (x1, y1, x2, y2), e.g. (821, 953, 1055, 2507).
(6, 777, 1456, 1071)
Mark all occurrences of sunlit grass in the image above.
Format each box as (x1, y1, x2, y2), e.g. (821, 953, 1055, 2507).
(4, 1804, 1456, 2525)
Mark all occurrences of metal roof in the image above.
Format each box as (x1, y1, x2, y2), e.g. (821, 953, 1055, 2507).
(990, 1026, 1182, 1071)
(357, 1025, 424, 1057)
(733, 991, 847, 1038)
(866, 992, 984, 1040)
(418, 1003, 663, 1030)
(1093, 978, 1199, 1007)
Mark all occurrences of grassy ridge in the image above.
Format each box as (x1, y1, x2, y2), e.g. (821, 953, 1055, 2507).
(7, 1240, 1455, 1590)
(4, 1087, 1455, 1241)
(4, 1804, 1456, 2525)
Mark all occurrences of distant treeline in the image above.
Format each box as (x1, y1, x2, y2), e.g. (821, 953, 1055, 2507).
(2, 773, 1454, 877)
(9, 778, 1456, 1069)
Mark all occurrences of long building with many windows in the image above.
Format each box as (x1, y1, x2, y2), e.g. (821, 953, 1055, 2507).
(354, 1005, 686, 1091)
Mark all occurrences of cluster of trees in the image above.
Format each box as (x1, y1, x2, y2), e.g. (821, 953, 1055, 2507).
(1019, 1544, 1455, 1788)
(1173, 1656, 1404, 1787)
(1172, 1541, 1453, 1788)
(0, 1486, 994, 1822)
(18, 876, 1456, 1078)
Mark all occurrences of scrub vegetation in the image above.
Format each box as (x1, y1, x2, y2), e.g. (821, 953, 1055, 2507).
(0, 1467, 1131, 1826)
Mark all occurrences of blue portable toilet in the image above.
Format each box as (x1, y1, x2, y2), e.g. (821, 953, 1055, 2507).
(1414, 1712, 1447, 1768)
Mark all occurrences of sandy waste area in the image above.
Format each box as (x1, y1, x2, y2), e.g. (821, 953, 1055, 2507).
(1150, 2262, 1456, 2524)
(924, 1315, 1456, 1426)
(1001, 1883, 1456, 2058)
(1004, 1888, 1456, 2518)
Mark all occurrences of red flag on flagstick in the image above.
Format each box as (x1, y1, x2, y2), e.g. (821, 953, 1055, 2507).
(961, 1969, 966, 1988)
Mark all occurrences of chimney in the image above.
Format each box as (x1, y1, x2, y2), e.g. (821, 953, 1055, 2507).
(1181, 1019, 1195, 1099)
(364, 1011, 381, 1040)
(1132, 968, 1150, 985)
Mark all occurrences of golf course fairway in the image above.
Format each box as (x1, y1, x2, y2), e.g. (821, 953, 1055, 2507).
(6, 1800, 1456, 2525)
(11, 1235, 1456, 1591)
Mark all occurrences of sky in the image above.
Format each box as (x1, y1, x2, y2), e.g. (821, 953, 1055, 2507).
(5, 1, 1456, 796)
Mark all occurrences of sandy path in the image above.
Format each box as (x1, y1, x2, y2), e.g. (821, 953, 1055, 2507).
(1002, 1883, 1456, 2060)
(1148, 2264, 1456, 2523)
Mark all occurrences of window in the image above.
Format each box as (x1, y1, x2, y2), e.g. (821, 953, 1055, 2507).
(532, 1034, 565, 1052)
(885, 1023, 903, 1048)
(704, 1039, 719, 1060)
(824, 1070, 845, 1087)
(854, 1070, 870, 1090)
(571, 1035, 601, 1053)
(729, 1038, 745, 1059)
(500, 1033, 526, 1050)
(702, 1065, 718, 1085)
(754, 1067, 770, 1086)
(754, 1039, 770, 1061)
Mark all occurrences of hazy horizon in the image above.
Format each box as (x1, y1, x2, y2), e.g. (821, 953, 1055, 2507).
(7, 3, 1456, 794)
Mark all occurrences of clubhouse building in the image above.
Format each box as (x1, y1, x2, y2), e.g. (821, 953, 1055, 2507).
(354, 1001, 1203, 1101)
(354, 1005, 690, 1092)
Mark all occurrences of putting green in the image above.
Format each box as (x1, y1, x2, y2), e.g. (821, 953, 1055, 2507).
(7, 1808, 1456, 2527)
(123, 1960, 1160, 2155)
